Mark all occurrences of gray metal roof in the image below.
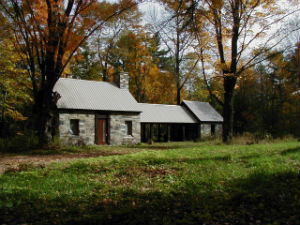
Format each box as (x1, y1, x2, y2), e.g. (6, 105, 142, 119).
(139, 103, 198, 123)
(182, 100, 223, 122)
(53, 78, 141, 112)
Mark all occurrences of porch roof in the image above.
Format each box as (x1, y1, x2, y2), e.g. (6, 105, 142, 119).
(139, 103, 198, 124)
(182, 100, 223, 122)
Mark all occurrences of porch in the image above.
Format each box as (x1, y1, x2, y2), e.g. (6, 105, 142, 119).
(141, 123, 199, 143)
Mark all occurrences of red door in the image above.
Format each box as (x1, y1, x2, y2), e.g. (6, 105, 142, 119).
(96, 119, 107, 145)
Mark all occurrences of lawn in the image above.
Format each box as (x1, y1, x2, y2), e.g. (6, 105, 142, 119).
(0, 140, 299, 225)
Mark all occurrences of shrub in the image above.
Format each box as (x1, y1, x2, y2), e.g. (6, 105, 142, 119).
(231, 132, 257, 145)
(0, 131, 39, 152)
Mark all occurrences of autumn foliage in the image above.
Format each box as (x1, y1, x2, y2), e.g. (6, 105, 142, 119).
(0, 0, 299, 146)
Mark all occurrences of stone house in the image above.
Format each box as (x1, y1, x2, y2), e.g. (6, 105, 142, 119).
(53, 73, 223, 145)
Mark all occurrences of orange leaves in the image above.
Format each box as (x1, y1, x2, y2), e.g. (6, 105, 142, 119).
(0, 36, 32, 122)
(211, 0, 224, 10)
(113, 27, 177, 103)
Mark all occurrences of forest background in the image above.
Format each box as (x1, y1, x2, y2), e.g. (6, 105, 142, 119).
(0, 0, 299, 150)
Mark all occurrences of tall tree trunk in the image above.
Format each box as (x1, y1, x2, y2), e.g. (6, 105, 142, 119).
(34, 71, 60, 147)
(222, 76, 237, 142)
(175, 23, 181, 105)
(176, 81, 181, 105)
(295, 43, 300, 91)
(103, 61, 108, 81)
(35, 90, 53, 147)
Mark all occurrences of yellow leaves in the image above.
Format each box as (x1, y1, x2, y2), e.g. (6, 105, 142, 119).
(90, 1, 118, 21)
(146, 69, 177, 104)
(116, 28, 177, 103)
(255, 12, 265, 18)
(4, 109, 28, 121)
(218, 61, 229, 72)
(211, 0, 224, 9)
(0, 33, 32, 122)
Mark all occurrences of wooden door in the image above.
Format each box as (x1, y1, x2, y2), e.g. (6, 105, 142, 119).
(96, 119, 107, 145)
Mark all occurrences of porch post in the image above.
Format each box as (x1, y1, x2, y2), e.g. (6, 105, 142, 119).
(141, 123, 146, 142)
(182, 124, 186, 141)
(158, 124, 161, 142)
(149, 123, 153, 144)
(198, 124, 201, 140)
(167, 124, 171, 142)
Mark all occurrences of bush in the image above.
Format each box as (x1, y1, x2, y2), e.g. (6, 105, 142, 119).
(231, 132, 257, 145)
(0, 131, 39, 153)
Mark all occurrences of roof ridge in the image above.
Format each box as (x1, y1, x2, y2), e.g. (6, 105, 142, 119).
(138, 103, 182, 107)
(59, 77, 110, 84)
(58, 78, 120, 88)
(183, 100, 209, 104)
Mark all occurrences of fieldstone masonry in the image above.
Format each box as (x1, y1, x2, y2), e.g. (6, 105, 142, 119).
(200, 123, 222, 138)
(201, 124, 211, 137)
(59, 111, 95, 145)
(110, 112, 140, 145)
(59, 111, 140, 146)
(215, 124, 222, 137)
(119, 72, 129, 89)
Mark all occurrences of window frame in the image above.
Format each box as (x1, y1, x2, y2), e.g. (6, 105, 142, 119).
(70, 119, 80, 136)
(211, 124, 215, 136)
(125, 121, 133, 136)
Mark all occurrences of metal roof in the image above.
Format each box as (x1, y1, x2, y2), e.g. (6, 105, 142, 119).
(182, 100, 223, 122)
(53, 78, 141, 112)
(139, 103, 198, 123)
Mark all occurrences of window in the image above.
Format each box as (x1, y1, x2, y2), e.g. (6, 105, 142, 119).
(211, 124, 215, 136)
(70, 119, 79, 135)
(125, 121, 132, 136)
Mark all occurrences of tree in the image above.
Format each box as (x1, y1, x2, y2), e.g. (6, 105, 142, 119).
(279, 16, 300, 92)
(69, 43, 102, 80)
(190, 0, 293, 142)
(150, 32, 172, 71)
(234, 50, 300, 138)
(91, 5, 142, 81)
(153, 1, 199, 104)
(0, 0, 137, 146)
(0, 13, 32, 137)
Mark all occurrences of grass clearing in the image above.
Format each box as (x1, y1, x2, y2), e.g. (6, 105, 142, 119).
(0, 140, 299, 225)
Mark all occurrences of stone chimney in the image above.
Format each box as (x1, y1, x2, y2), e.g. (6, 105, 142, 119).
(119, 72, 129, 89)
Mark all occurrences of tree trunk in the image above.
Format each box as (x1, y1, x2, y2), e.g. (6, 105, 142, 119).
(222, 76, 237, 142)
(37, 108, 52, 147)
(175, 26, 181, 105)
(34, 74, 60, 147)
(176, 82, 181, 105)
(103, 61, 108, 81)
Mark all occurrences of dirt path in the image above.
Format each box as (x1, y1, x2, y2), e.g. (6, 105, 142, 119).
(0, 148, 139, 174)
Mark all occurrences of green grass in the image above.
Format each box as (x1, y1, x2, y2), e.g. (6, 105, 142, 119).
(0, 140, 299, 225)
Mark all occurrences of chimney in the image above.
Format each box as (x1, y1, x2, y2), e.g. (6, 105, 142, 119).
(119, 71, 129, 89)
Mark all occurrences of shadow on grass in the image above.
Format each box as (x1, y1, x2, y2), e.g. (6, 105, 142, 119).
(132, 155, 234, 166)
(239, 153, 262, 160)
(280, 147, 300, 155)
(1, 171, 299, 225)
(129, 142, 204, 150)
(131, 145, 188, 150)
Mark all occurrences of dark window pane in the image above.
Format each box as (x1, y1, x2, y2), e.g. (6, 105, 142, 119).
(70, 119, 79, 135)
(211, 124, 215, 136)
(125, 121, 132, 135)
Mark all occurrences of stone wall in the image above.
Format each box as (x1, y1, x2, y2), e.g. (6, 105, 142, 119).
(215, 124, 222, 137)
(59, 111, 95, 145)
(200, 123, 223, 139)
(201, 123, 211, 138)
(119, 72, 129, 89)
(58, 109, 221, 145)
(110, 112, 140, 145)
